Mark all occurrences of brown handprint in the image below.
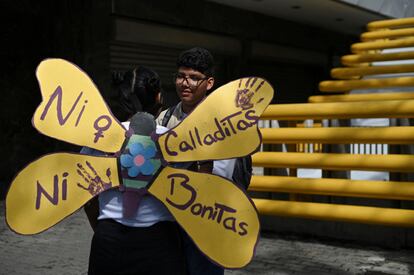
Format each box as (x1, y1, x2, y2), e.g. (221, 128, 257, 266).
(76, 161, 112, 196)
(235, 77, 266, 110)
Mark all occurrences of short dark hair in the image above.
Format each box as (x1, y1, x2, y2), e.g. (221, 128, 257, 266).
(177, 47, 214, 77)
(111, 66, 162, 120)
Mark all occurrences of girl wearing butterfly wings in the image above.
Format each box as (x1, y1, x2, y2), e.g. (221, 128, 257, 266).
(84, 67, 186, 275)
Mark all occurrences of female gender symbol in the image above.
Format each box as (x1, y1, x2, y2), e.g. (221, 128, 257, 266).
(93, 115, 112, 143)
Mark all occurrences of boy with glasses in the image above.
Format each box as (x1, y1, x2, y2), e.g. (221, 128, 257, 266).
(159, 47, 215, 127)
(156, 47, 235, 275)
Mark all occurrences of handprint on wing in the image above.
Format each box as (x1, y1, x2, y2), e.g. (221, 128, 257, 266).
(76, 161, 112, 196)
(235, 77, 266, 110)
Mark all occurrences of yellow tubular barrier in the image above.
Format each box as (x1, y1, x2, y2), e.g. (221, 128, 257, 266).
(260, 127, 414, 144)
(252, 17, 414, 228)
(252, 152, 414, 172)
(351, 37, 414, 53)
(249, 176, 414, 200)
(341, 51, 414, 65)
(319, 77, 414, 92)
(331, 64, 414, 79)
(308, 92, 414, 103)
(253, 199, 414, 227)
(368, 17, 414, 31)
(261, 100, 414, 120)
(361, 28, 414, 41)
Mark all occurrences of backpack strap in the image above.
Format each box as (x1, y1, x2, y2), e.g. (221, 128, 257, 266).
(161, 105, 176, 127)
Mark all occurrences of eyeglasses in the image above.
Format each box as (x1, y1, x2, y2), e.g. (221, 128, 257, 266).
(173, 73, 208, 89)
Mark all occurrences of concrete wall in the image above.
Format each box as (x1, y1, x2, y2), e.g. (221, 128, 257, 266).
(0, 0, 111, 196)
(110, 0, 356, 105)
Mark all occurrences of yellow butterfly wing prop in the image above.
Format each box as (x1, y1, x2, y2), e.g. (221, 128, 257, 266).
(6, 153, 120, 235)
(33, 59, 126, 153)
(8, 60, 271, 268)
(158, 77, 273, 162)
(148, 167, 260, 268)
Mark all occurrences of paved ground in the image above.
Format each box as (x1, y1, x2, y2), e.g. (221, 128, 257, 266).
(1, 201, 413, 275)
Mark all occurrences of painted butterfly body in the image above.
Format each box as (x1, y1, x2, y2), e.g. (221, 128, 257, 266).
(116, 112, 161, 218)
(6, 59, 274, 268)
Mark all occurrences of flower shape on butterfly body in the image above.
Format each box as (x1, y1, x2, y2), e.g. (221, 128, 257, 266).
(120, 138, 158, 177)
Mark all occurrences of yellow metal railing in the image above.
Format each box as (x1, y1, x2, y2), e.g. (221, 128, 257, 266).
(361, 28, 414, 41)
(253, 100, 414, 227)
(294, 122, 323, 154)
(331, 64, 414, 79)
(367, 17, 414, 31)
(342, 51, 414, 66)
(254, 103, 414, 223)
(253, 152, 414, 172)
(319, 76, 414, 92)
(251, 17, 414, 227)
(261, 100, 414, 120)
(260, 127, 414, 144)
(318, 17, 414, 93)
(351, 37, 414, 53)
(254, 199, 414, 228)
(250, 176, 414, 200)
(308, 92, 414, 103)
(319, 77, 414, 92)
